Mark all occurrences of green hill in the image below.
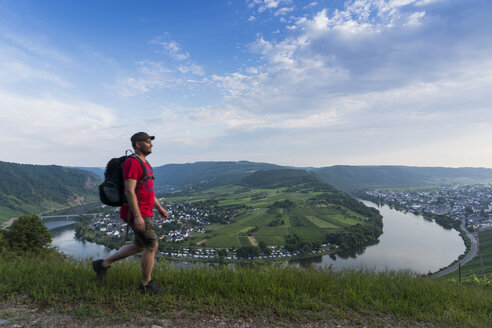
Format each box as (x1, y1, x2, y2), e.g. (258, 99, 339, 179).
(162, 169, 382, 251)
(153, 161, 283, 191)
(241, 168, 326, 189)
(0, 161, 101, 223)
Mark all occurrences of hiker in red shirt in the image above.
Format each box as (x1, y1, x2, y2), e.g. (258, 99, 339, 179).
(92, 132, 168, 294)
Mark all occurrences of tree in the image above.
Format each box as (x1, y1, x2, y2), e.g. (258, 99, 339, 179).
(258, 241, 271, 255)
(217, 249, 228, 258)
(4, 215, 52, 254)
(236, 246, 260, 259)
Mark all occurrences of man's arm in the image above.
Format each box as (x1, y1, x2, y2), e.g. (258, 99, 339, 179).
(154, 197, 168, 219)
(124, 178, 145, 232)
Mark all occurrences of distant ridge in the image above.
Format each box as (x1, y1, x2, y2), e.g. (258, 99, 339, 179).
(72, 161, 492, 193)
(311, 165, 492, 192)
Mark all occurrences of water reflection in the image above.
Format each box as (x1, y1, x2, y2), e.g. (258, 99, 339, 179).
(44, 221, 76, 231)
(335, 239, 381, 260)
(46, 222, 113, 260)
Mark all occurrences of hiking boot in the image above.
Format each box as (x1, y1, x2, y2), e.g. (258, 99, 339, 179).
(92, 259, 109, 281)
(139, 280, 166, 294)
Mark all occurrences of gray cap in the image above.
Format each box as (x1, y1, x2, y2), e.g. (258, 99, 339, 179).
(131, 132, 155, 143)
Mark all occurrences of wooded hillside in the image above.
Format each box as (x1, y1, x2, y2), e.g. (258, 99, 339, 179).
(0, 161, 100, 222)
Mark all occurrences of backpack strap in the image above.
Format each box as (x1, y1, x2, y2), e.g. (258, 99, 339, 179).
(124, 154, 153, 239)
(130, 155, 147, 185)
(129, 155, 154, 202)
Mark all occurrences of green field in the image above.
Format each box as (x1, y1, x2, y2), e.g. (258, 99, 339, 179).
(164, 185, 373, 249)
(445, 229, 492, 282)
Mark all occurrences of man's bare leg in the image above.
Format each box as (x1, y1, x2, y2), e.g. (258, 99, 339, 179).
(102, 244, 144, 268)
(141, 243, 158, 285)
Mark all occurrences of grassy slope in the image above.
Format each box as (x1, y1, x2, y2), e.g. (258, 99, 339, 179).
(0, 208, 20, 225)
(444, 229, 492, 282)
(164, 185, 366, 248)
(0, 256, 490, 327)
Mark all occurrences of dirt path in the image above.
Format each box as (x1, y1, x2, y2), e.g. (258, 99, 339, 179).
(196, 239, 208, 245)
(0, 301, 434, 328)
(248, 236, 258, 246)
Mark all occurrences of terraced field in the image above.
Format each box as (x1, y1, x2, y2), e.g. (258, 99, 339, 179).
(164, 185, 372, 248)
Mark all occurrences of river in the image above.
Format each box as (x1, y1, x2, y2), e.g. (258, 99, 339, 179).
(47, 221, 113, 260)
(46, 201, 466, 273)
(291, 201, 466, 274)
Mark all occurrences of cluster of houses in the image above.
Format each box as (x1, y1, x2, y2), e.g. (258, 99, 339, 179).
(89, 205, 335, 261)
(90, 209, 126, 237)
(365, 184, 492, 231)
(162, 245, 333, 261)
(91, 201, 213, 241)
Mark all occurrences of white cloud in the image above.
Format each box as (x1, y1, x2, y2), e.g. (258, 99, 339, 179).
(152, 39, 190, 61)
(305, 2, 318, 8)
(0, 89, 119, 165)
(1, 0, 491, 167)
(114, 36, 206, 97)
(178, 63, 204, 76)
(249, 0, 293, 14)
(0, 31, 70, 63)
(0, 60, 70, 87)
(0, 32, 71, 90)
(414, 0, 446, 6)
(176, 0, 492, 166)
(113, 60, 173, 97)
(275, 7, 294, 16)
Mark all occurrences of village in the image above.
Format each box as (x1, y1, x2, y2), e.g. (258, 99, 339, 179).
(364, 184, 492, 231)
(90, 198, 211, 242)
(88, 197, 332, 261)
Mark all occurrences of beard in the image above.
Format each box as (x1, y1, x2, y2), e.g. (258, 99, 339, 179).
(140, 148, 152, 156)
(136, 144, 152, 156)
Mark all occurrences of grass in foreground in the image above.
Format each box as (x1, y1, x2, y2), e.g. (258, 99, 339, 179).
(1, 255, 491, 327)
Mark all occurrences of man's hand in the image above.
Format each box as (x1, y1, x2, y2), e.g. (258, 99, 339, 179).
(157, 207, 168, 219)
(134, 216, 145, 232)
(154, 197, 168, 219)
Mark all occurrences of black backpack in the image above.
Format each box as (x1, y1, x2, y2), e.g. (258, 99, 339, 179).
(99, 151, 151, 206)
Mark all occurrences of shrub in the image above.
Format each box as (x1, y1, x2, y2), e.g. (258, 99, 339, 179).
(3, 215, 52, 254)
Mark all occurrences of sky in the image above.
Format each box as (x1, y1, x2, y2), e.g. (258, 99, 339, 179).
(1, 0, 492, 168)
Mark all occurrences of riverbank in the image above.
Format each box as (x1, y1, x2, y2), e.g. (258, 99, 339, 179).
(1, 255, 491, 327)
(443, 229, 492, 283)
(432, 221, 477, 278)
(357, 196, 475, 277)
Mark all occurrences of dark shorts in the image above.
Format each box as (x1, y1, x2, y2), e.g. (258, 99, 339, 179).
(128, 217, 158, 247)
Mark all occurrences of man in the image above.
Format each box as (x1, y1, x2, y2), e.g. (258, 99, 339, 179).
(92, 132, 168, 294)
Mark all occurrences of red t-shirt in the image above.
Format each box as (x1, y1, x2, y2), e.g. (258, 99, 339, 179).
(120, 156, 155, 220)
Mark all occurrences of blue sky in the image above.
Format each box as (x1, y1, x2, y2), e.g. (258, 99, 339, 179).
(1, 0, 492, 167)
